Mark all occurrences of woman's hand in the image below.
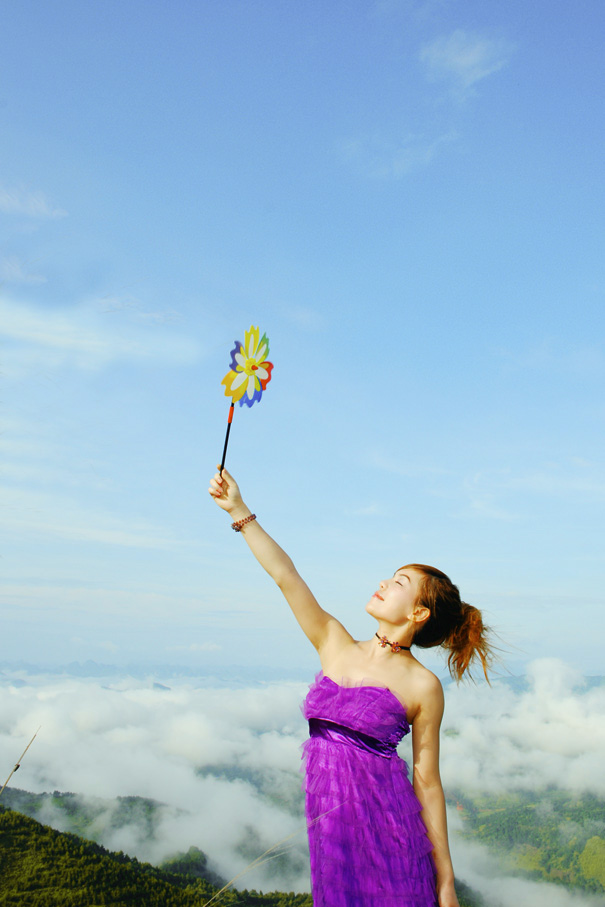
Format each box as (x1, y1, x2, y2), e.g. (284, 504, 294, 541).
(208, 466, 246, 515)
(437, 879, 460, 907)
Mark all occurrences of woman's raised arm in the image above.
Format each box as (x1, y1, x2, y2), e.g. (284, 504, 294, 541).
(208, 467, 349, 653)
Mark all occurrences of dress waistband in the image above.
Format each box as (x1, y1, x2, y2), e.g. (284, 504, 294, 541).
(308, 717, 397, 759)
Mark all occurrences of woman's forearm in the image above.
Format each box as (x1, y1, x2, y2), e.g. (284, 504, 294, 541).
(414, 781, 455, 886)
(228, 502, 298, 586)
(210, 469, 297, 585)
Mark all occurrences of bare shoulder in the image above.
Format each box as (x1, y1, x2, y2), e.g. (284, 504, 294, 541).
(396, 660, 444, 723)
(414, 663, 443, 699)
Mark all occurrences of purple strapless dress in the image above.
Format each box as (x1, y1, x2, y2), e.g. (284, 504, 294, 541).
(302, 674, 437, 906)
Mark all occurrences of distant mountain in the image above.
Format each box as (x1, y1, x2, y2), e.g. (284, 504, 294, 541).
(1, 786, 177, 851)
(0, 660, 312, 684)
(3, 659, 603, 688)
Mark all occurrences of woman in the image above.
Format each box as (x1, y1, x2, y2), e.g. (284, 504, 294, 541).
(209, 467, 492, 907)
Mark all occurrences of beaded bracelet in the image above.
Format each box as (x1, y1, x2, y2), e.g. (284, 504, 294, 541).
(232, 513, 257, 532)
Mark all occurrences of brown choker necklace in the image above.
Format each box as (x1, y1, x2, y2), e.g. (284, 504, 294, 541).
(376, 633, 411, 654)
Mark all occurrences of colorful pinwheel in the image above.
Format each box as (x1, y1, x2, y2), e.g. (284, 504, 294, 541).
(221, 326, 273, 407)
(219, 325, 274, 473)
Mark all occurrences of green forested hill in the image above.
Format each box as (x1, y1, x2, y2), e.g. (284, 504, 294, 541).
(0, 806, 312, 907)
(450, 789, 605, 894)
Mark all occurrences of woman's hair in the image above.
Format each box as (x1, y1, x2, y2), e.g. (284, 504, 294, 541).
(401, 563, 493, 682)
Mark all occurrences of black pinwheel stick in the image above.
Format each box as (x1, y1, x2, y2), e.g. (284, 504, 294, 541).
(219, 402, 235, 475)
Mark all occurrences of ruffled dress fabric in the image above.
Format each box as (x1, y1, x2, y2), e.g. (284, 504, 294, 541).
(302, 674, 437, 907)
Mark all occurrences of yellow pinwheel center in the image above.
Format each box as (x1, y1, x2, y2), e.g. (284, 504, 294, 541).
(243, 359, 259, 375)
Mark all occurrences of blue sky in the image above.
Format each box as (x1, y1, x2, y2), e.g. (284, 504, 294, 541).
(1, 0, 604, 676)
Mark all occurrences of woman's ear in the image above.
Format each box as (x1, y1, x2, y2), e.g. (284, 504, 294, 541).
(410, 604, 430, 626)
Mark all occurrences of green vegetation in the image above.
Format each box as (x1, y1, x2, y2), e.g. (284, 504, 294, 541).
(0, 804, 313, 906)
(161, 846, 226, 887)
(448, 788, 605, 895)
(579, 836, 605, 887)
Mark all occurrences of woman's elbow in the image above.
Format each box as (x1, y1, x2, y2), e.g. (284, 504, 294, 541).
(413, 767, 443, 794)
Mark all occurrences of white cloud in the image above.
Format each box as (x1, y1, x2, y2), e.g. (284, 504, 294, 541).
(436, 659, 605, 796)
(1, 581, 214, 624)
(462, 461, 605, 507)
(98, 293, 182, 325)
(0, 485, 188, 551)
(0, 255, 46, 285)
(0, 419, 109, 491)
(420, 30, 514, 96)
(340, 130, 457, 179)
(373, 449, 605, 520)
(0, 185, 67, 219)
(0, 296, 200, 376)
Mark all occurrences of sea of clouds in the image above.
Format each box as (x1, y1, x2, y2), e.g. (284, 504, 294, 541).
(1, 658, 604, 906)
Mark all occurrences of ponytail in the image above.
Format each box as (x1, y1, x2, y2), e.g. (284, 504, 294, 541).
(445, 601, 491, 683)
(401, 564, 493, 682)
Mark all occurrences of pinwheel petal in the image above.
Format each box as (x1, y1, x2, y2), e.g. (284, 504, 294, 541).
(231, 371, 247, 390)
(246, 326, 259, 359)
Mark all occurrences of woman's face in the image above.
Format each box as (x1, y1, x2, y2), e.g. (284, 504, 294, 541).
(365, 567, 424, 626)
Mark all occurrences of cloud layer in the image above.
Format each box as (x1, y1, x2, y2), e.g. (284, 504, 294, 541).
(438, 659, 605, 796)
(1, 659, 603, 900)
